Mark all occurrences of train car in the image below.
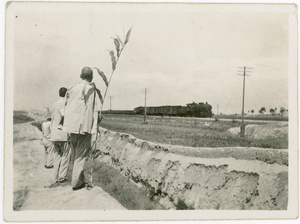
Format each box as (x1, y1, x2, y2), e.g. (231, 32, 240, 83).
(133, 102, 213, 118)
(103, 110, 134, 115)
(186, 102, 213, 117)
(133, 106, 144, 114)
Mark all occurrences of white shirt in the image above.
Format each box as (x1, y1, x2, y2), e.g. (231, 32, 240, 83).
(62, 80, 102, 134)
(42, 121, 51, 139)
(50, 98, 68, 141)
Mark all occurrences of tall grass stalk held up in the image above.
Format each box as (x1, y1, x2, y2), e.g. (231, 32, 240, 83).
(94, 26, 132, 114)
(88, 27, 132, 188)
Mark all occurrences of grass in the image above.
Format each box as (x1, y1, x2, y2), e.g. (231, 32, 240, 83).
(100, 114, 288, 149)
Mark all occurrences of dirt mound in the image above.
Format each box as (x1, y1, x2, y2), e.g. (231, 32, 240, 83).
(228, 122, 288, 139)
(13, 123, 43, 143)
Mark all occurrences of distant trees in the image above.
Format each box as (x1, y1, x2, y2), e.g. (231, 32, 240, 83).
(280, 107, 286, 117)
(251, 106, 287, 117)
(259, 107, 266, 115)
(269, 108, 275, 115)
(280, 107, 286, 114)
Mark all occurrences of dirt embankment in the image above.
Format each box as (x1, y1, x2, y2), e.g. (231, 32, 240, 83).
(95, 128, 288, 210)
(228, 122, 288, 140)
(13, 123, 126, 211)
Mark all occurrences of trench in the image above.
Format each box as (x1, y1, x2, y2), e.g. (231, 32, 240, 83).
(84, 160, 165, 210)
(95, 127, 289, 210)
(29, 121, 164, 210)
(14, 119, 289, 210)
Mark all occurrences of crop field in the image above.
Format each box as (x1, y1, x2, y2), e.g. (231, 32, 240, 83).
(100, 114, 288, 149)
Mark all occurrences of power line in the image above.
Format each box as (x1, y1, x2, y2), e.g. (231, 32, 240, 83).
(222, 77, 242, 114)
(247, 76, 276, 109)
(144, 88, 148, 124)
(247, 78, 268, 109)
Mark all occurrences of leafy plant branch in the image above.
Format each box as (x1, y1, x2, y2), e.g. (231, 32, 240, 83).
(88, 27, 132, 187)
(94, 26, 132, 114)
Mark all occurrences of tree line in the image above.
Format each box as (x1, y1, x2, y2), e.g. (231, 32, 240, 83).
(247, 107, 287, 116)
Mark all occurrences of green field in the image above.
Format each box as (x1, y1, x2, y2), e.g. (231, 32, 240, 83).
(100, 114, 288, 149)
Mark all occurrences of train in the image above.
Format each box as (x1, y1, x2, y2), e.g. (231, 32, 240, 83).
(102, 110, 134, 115)
(133, 102, 213, 118)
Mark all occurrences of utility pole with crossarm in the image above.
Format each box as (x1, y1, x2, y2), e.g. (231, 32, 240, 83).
(238, 66, 253, 137)
(144, 88, 147, 124)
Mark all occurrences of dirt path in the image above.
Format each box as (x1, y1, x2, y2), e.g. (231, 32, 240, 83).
(13, 123, 126, 210)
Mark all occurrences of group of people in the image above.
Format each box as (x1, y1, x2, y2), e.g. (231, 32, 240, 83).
(41, 67, 103, 191)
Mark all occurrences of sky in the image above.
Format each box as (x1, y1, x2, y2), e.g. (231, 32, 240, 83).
(10, 2, 291, 115)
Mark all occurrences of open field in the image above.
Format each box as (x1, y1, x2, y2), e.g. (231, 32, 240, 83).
(13, 111, 288, 149)
(100, 114, 288, 149)
(102, 110, 289, 121)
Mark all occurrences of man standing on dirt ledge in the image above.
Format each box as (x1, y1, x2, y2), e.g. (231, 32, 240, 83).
(41, 117, 54, 169)
(45, 87, 72, 188)
(60, 67, 103, 191)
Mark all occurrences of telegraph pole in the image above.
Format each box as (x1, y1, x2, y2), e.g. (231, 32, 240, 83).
(144, 88, 147, 124)
(110, 96, 112, 112)
(238, 66, 252, 137)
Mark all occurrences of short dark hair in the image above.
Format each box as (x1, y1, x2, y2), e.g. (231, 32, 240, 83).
(59, 87, 67, 97)
(80, 73, 93, 82)
(80, 67, 93, 82)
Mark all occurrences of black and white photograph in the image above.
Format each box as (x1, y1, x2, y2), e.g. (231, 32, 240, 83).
(3, 1, 298, 222)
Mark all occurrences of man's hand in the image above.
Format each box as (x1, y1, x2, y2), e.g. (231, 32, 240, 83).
(58, 116, 64, 130)
(97, 115, 103, 126)
(67, 134, 71, 146)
